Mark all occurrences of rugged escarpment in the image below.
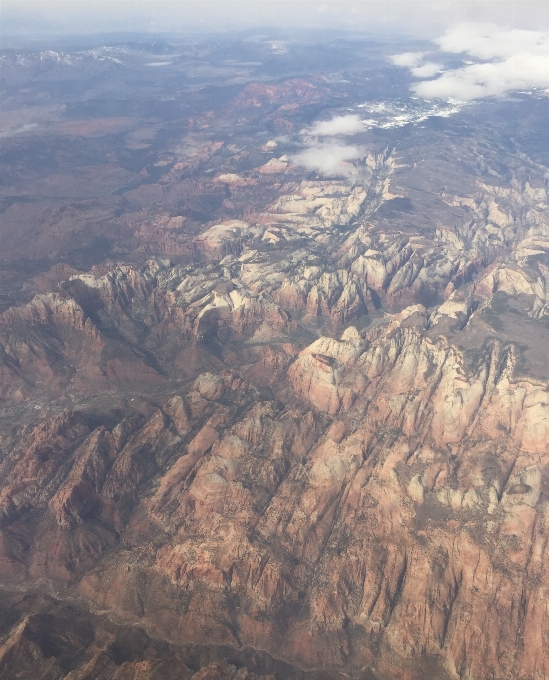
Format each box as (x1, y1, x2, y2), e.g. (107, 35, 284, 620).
(1, 174, 549, 678)
(0, 316, 547, 679)
(2, 53, 549, 679)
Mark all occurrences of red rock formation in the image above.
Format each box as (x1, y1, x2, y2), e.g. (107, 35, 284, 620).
(231, 80, 323, 110)
(2, 85, 549, 680)
(0, 324, 546, 679)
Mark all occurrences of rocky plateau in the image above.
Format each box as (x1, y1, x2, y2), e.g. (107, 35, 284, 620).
(0, 33, 549, 680)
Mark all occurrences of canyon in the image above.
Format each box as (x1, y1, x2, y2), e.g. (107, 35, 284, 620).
(0, 33, 548, 680)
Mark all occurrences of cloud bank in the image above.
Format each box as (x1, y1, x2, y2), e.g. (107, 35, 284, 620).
(392, 23, 549, 101)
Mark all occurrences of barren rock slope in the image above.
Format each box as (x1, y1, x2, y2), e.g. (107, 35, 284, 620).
(1, 39, 549, 680)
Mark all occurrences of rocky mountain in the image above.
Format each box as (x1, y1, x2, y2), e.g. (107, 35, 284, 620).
(0, 32, 548, 680)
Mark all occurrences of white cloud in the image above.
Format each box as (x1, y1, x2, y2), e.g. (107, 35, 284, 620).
(393, 23, 549, 102)
(291, 141, 365, 177)
(435, 23, 549, 60)
(410, 62, 443, 78)
(293, 114, 366, 176)
(391, 52, 426, 68)
(391, 53, 443, 78)
(306, 114, 363, 137)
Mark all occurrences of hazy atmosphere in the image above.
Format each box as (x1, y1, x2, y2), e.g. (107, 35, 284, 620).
(3, 0, 549, 38)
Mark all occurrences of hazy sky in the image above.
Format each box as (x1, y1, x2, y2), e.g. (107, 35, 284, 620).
(3, 1, 549, 39)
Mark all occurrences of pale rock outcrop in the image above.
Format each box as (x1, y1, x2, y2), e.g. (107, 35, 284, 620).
(193, 373, 226, 401)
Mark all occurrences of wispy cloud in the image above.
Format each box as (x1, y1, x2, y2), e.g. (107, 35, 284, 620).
(393, 23, 549, 102)
(307, 114, 363, 137)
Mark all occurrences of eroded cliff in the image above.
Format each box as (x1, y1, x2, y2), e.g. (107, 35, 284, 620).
(1, 53, 549, 679)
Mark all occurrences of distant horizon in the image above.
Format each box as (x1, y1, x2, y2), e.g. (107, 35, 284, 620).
(3, 0, 549, 40)
(4, 11, 549, 106)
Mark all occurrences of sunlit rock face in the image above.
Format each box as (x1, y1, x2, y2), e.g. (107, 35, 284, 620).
(1, 30, 549, 680)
